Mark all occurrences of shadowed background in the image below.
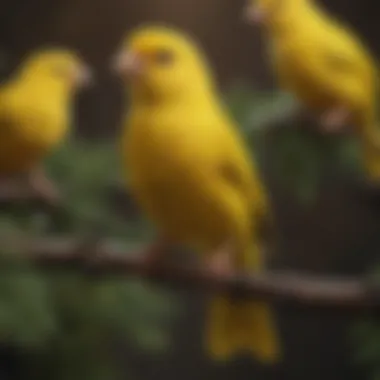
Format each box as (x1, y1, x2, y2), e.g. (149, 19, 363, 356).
(0, 0, 380, 379)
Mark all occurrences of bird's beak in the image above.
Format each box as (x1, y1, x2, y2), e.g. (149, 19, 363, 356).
(74, 64, 93, 88)
(111, 50, 144, 78)
(244, 4, 267, 25)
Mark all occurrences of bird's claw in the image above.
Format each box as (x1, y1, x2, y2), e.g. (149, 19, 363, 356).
(139, 238, 170, 276)
(141, 251, 161, 275)
(205, 243, 234, 278)
(28, 167, 61, 206)
(320, 107, 350, 134)
(31, 177, 61, 206)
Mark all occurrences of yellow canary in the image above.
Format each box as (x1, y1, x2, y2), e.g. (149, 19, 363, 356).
(0, 48, 92, 198)
(113, 25, 280, 362)
(245, 0, 380, 181)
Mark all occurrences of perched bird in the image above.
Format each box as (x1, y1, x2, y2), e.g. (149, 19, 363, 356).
(245, 0, 380, 183)
(112, 25, 280, 362)
(0, 48, 92, 202)
(245, 0, 378, 136)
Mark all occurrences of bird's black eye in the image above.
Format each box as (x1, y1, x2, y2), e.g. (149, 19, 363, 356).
(154, 49, 175, 65)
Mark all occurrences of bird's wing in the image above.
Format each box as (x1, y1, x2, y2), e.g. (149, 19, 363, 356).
(320, 24, 376, 83)
(306, 28, 377, 110)
(216, 140, 276, 254)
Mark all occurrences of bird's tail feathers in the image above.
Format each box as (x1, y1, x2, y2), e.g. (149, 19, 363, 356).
(204, 245, 280, 362)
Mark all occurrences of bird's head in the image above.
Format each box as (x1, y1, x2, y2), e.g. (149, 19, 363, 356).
(16, 48, 92, 92)
(111, 25, 216, 104)
(244, 0, 306, 25)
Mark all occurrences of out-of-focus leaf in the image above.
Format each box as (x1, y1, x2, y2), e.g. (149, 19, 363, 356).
(224, 83, 363, 204)
(0, 82, 369, 380)
(225, 83, 299, 135)
(0, 139, 178, 380)
(351, 264, 380, 380)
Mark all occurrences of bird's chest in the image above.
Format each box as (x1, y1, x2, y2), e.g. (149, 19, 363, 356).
(123, 117, 221, 242)
(130, 161, 214, 242)
(0, 100, 69, 173)
(126, 118, 200, 182)
(4, 95, 68, 144)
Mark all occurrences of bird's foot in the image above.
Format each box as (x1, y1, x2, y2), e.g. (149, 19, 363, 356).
(205, 243, 235, 278)
(319, 107, 350, 134)
(27, 166, 61, 206)
(140, 237, 171, 275)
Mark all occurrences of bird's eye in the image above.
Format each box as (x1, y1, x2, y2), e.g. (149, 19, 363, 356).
(154, 49, 175, 66)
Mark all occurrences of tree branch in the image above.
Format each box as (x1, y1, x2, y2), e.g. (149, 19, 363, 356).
(0, 182, 60, 209)
(1, 236, 379, 310)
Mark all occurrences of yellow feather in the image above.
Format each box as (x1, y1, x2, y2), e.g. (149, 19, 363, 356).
(117, 25, 280, 362)
(249, 0, 380, 180)
(0, 49, 88, 174)
(251, 0, 377, 128)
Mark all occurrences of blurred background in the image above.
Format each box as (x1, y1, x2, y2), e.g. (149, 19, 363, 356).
(0, 0, 380, 379)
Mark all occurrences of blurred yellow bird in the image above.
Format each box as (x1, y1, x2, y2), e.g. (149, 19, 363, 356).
(0, 48, 92, 200)
(245, 0, 380, 181)
(113, 25, 280, 362)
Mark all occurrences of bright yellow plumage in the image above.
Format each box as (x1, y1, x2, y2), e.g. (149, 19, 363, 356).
(246, 0, 380, 180)
(114, 25, 280, 362)
(0, 48, 91, 195)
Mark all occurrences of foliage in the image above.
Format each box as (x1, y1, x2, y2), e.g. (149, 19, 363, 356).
(351, 264, 380, 380)
(226, 84, 380, 380)
(0, 140, 176, 380)
(225, 83, 364, 203)
(351, 317, 380, 380)
(0, 84, 373, 379)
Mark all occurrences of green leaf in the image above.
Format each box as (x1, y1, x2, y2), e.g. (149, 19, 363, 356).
(0, 139, 178, 379)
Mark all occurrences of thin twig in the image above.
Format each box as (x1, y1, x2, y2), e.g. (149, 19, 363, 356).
(0, 182, 60, 209)
(0, 237, 379, 310)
